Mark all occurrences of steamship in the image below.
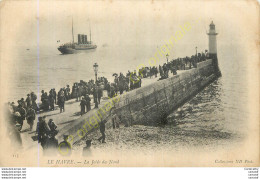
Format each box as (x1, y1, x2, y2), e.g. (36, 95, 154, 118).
(58, 20, 97, 54)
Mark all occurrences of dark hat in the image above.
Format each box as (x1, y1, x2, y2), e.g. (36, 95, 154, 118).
(21, 98, 24, 100)
(27, 94, 30, 96)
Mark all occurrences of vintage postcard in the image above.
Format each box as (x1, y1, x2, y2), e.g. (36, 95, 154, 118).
(0, 0, 259, 167)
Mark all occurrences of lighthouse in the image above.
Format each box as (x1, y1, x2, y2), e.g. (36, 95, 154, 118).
(207, 21, 221, 76)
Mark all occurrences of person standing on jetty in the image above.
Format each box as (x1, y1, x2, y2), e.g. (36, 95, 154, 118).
(25, 94, 32, 109)
(72, 83, 79, 101)
(30, 92, 38, 111)
(93, 85, 98, 104)
(78, 84, 83, 101)
(97, 84, 103, 104)
(65, 85, 71, 100)
(49, 90, 55, 111)
(26, 105, 35, 131)
(44, 92, 50, 111)
(53, 89, 57, 105)
(85, 94, 91, 112)
(80, 97, 86, 116)
(40, 91, 49, 111)
(58, 88, 65, 113)
(17, 101, 26, 131)
(98, 120, 106, 143)
(41, 90, 45, 103)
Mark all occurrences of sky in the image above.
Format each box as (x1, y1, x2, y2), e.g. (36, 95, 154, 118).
(0, 0, 258, 50)
(0, 0, 258, 68)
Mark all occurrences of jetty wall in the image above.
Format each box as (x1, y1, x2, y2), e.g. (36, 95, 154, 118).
(58, 59, 218, 144)
(113, 59, 215, 126)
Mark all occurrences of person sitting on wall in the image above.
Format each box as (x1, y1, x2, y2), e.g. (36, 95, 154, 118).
(36, 116, 50, 149)
(48, 119, 58, 137)
(42, 119, 59, 155)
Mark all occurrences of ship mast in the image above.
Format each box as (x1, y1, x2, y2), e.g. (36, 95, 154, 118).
(72, 17, 74, 44)
(89, 21, 91, 44)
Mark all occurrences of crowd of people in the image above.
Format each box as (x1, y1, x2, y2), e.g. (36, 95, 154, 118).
(5, 49, 209, 152)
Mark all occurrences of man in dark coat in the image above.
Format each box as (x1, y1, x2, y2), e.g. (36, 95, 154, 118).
(31, 92, 38, 111)
(85, 94, 91, 112)
(26, 105, 35, 130)
(53, 89, 57, 104)
(25, 94, 32, 109)
(58, 89, 65, 113)
(43, 92, 49, 111)
(78, 84, 83, 101)
(36, 116, 50, 149)
(65, 85, 71, 100)
(49, 91, 55, 111)
(41, 90, 45, 103)
(93, 86, 98, 104)
(80, 97, 86, 116)
(97, 85, 103, 104)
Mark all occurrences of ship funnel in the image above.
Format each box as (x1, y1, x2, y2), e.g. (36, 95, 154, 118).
(85, 35, 88, 44)
(77, 34, 89, 44)
(81, 34, 85, 44)
(83, 35, 85, 44)
(78, 34, 81, 44)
